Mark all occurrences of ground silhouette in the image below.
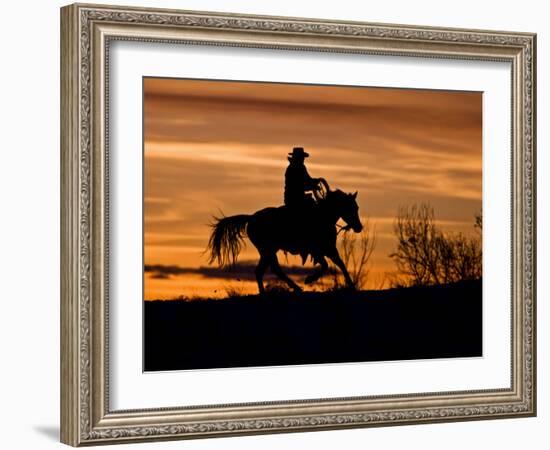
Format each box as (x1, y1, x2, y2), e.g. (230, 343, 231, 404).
(144, 279, 482, 371)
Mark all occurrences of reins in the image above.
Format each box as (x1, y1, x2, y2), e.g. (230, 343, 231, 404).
(336, 223, 353, 236)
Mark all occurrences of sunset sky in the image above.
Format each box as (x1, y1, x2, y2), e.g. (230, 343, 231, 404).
(143, 77, 482, 300)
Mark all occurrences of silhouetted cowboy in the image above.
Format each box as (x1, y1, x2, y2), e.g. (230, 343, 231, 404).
(284, 147, 321, 208)
(283, 147, 322, 263)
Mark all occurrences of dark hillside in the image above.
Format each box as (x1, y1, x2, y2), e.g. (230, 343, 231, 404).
(144, 280, 482, 371)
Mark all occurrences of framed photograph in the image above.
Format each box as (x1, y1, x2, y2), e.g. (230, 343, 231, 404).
(60, 3, 536, 446)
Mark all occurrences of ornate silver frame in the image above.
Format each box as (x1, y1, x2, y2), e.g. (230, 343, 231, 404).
(60, 3, 536, 446)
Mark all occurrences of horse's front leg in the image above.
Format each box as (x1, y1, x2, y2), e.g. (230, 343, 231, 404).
(328, 250, 355, 289)
(305, 256, 328, 285)
(269, 254, 302, 293)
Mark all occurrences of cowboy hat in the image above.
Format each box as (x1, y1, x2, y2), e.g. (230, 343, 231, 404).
(288, 147, 309, 158)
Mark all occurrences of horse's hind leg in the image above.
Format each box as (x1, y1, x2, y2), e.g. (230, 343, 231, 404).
(255, 255, 269, 295)
(269, 254, 302, 293)
(305, 256, 328, 285)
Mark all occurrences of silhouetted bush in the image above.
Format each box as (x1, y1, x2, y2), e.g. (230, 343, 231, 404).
(330, 218, 377, 290)
(390, 204, 482, 286)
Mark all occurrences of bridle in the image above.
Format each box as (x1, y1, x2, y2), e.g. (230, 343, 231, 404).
(313, 178, 355, 235)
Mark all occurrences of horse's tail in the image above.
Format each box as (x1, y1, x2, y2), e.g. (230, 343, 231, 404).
(207, 214, 251, 267)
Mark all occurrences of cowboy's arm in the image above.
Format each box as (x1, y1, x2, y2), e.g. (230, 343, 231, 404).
(302, 166, 321, 190)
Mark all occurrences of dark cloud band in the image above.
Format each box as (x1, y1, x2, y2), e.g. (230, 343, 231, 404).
(144, 262, 336, 281)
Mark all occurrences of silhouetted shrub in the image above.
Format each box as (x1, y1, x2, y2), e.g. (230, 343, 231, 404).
(331, 218, 377, 290)
(390, 204, 482, 286)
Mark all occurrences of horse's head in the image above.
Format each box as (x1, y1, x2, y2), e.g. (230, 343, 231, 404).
(327, 189, 363, 233)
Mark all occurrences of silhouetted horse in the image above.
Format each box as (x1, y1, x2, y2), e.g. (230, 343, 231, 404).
(207, 180, 363, 294)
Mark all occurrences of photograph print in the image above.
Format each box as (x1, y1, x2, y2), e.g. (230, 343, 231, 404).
(143, 77, 482, 372)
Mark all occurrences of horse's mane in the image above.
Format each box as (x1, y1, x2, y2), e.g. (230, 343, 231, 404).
(319, 188, 347, 204)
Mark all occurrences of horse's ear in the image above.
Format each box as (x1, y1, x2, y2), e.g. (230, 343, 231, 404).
(352, 191, 358, 199)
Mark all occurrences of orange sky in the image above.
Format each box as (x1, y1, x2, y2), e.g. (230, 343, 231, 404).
(143, 77, 482, 300)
